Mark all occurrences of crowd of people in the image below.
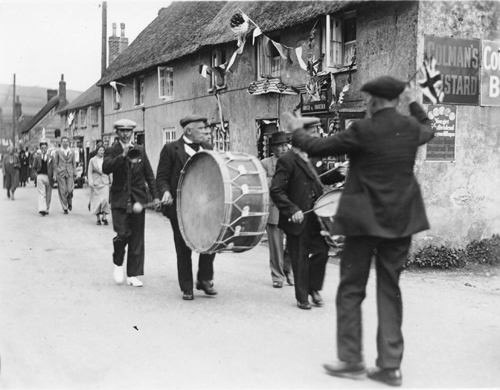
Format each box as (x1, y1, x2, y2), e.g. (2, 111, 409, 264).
(1, 76, 435, 387)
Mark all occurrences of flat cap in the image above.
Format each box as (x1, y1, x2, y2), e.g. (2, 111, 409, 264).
(269, 131, 290, 145)
(180, 115, 207, 128)
(360, 76, 406, 100)
(113, 119, 137, 131)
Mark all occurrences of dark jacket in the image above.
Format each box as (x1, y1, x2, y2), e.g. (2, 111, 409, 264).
(270, 150, 343, 236)
(292, 102, 434, 238)
(103, 143, 158, 209)
(156, 137, 213, 219)
(32, 153, 55, 187)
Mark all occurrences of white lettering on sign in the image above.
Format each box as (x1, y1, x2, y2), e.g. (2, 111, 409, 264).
(481, 40, 500, 106)
(490, 76, 500, 98)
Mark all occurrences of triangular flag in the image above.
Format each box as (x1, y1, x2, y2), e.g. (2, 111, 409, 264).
(295, 47, 308, 71)
(253, 27, 262, 45)
(271, 40, 288, 59)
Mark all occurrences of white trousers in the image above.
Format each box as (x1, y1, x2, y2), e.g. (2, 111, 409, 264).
(37, 174, 52, 212)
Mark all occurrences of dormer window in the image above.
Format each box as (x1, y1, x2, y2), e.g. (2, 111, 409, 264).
(256, 36, 281, 79)
(322, 13, 357, 69)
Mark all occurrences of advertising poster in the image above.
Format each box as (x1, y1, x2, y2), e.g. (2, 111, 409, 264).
(481, 40, 500, 106)
(426, 105, 457, 162)
(424, 36, 480, 105)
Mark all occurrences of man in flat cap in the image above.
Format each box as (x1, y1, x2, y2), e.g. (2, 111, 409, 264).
(271, 119, 344, 310)
(156, 115, 216, 301)
(290, 77, 435, 386)
(261, 131, 294, 289)
(103, 119, 160, 287)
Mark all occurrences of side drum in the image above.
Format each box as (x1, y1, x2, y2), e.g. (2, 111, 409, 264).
(314, 189, 343, 247)
(177, 150, 269, 253)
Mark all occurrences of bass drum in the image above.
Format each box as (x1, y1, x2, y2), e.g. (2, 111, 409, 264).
(177, 150, 269, 253)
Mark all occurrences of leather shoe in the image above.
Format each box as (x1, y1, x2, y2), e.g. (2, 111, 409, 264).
(196, 280, 218, 295)
(367, 367, 402, 387)
(182, 290, 194, 300)
(285, 272, 294, 286)
(39, 211, 47, 216)
(323, 361, 366, 380)
(113, 265, 124, 283)
(126, 276, 144, 287)
(273, 281, 283, 288)
(309, 290, 324, 306)
(297, 301, 312, 310)
(64, 210, 68, 214)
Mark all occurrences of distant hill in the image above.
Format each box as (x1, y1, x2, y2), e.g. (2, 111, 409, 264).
(0, 84, 82, 118)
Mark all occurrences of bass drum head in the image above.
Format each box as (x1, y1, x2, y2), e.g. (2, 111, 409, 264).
(178, 152, 225, 252)
(314, 190, 342, 217)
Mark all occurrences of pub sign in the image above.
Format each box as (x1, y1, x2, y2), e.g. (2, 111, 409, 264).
(424, 36, 480, 105)
(300, 89, 330, 115)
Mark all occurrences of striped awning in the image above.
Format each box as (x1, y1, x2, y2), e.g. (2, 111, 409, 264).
(247, 78, 298, 96)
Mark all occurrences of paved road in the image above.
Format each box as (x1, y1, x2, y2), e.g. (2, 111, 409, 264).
(1, 181, 499, 389)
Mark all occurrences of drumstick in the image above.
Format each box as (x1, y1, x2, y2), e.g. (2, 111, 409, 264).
(288, 198, 339, 221)
(318, 166, 340, 178)
(132, 200, 167, 213)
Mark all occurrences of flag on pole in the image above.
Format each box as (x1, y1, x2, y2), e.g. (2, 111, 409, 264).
(295, 47, 308, 71)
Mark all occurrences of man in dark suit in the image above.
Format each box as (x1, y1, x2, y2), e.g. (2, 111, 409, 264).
(103, 119, 160, 288)
(291, 77, 434, 387)
(156, 115, 216, 301)
(32, 141, 55, 216)
(270, 119, 344, 310)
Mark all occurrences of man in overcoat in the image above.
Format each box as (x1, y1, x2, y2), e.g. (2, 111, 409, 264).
(290, 76, 435, 386)
(156, 115, 216, 301)
(260, 131, 293, 288)
(54, 136, 76, 214)
(103, 119, 160, 287)
(270, 119, 344, 310)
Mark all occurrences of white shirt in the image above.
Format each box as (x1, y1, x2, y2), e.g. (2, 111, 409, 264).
(183, 135, 203, 157)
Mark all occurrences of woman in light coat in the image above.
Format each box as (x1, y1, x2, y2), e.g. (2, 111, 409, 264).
(88, 146, 111, 225)
(2, 146, 20, 200)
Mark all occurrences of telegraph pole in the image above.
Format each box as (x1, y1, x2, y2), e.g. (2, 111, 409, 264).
(101, 1, 107, 137)
(12, 74, 16, 148)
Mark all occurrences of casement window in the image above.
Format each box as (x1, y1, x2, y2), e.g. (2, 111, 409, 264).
(162, 127, 176, 144)
(212, 122, 230, 152)
(89, 107, 99, 126)
(158, 66, 174, 100)
(112, 87, 122, 110)
(209, 49, 227, 90)
(134, 77, 144, 105)
(323, 13, 357, 69)
(79, 109, 87, 127)
(256, 36, 281, 79)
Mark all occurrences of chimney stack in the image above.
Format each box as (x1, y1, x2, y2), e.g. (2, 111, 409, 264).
(59, 74, 67, 109)
(119, 23, 129, 55)
(108, 22, 121, 65)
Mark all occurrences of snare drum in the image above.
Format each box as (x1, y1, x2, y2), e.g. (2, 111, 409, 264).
(314, 189, 342, 247)
(177, 150, 269, 253)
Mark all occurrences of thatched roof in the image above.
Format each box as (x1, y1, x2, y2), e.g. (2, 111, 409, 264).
(58, 84, 101, 115)
(97, 1, 365, 86)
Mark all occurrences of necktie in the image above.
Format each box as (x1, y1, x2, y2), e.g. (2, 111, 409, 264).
(190, 143, 200, 152)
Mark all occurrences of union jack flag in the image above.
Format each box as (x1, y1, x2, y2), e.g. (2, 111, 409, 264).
(417, 55, 445, 104)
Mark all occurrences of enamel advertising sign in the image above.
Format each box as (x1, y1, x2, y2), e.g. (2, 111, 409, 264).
(481, 40, 500, 106)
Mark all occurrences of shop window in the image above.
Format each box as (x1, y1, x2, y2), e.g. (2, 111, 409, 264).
(134, 77, 144, 105)
(134, 131, 145, 146)
(256, 36, 281, 80)
(209, 49, 227, 91)
(322, 13, 357, 69)
(212, 122, 230, 152)
(162, 127, 176, 144)
(256, 119, 281, 159)
(158, 66, 174, 100)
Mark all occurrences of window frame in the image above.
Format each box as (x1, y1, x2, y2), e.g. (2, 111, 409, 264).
(158, 66, 174, 101)
(208, 49, 228, 92)
(322, 12, 357, 71)
(134, 77, 144, 106)
(89, 106, 99, 127)
(211, 122, 230, 152)
(79, 109, 87, 128)
(256, 36, 281, 80)
(112, 87, 122, 110)
(162, 127, 176, 144)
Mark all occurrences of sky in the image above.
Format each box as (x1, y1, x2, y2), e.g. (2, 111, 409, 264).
(0, 0, 171, 92)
